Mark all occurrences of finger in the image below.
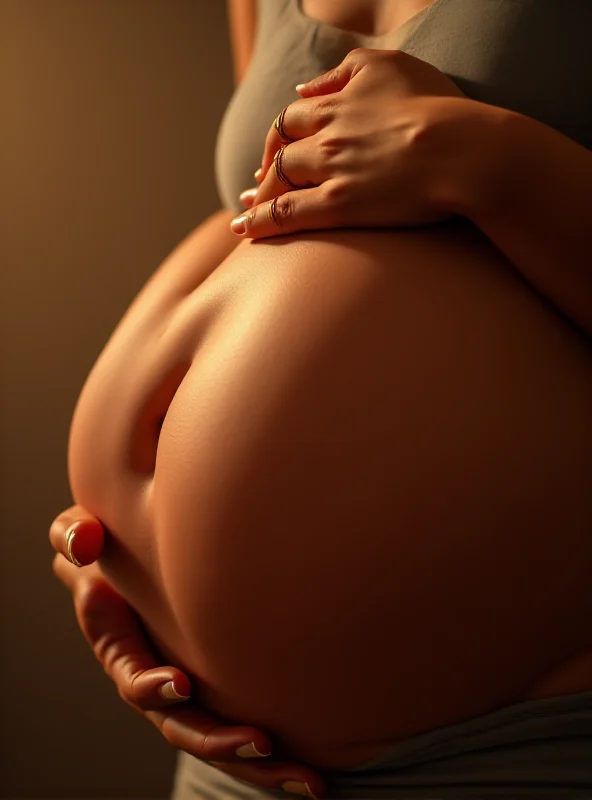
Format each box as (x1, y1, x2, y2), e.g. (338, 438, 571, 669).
(258, 98, 321, 184)
(53, 553, 193, 711)
(61, 570, 281, 769)
(232, 184, 344, 240)
(295, 49, 369, 101)
(234, 142, 321, 235)
(73, 575, 194, 707)
(203, 759, 327, 799)
(49, 505, 104, 566)
(238, 187, 258, 208)
(52, 550, 91, 593)
(146, 704, 327, 796)
(145, 707, 275, 765)
(253, 146, 294, 208)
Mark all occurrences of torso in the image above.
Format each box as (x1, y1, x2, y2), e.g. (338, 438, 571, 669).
(67, 0, 592, 771)
(301, 0, 435, 37)
(68, 208, 592, 769)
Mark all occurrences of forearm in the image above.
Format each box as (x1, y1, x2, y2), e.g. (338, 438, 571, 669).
(449, 101, 592, 338)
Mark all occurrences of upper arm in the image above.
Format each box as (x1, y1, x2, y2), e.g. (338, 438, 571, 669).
(227, 0, 257, 87)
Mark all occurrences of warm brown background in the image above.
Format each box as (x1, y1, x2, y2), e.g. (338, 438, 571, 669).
(2, 1, 233, 797)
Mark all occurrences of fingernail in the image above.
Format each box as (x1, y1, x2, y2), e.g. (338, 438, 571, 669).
(239, 188, 258, 205)
(159, 680, 191, 701)
(295, 83, 306, 92)
(230, 215, 247, 235)
(64, 523, 83, 567)
(254, 168, 263, 182)
(281, 781, 318, 798)
(235, 741, 272, 758)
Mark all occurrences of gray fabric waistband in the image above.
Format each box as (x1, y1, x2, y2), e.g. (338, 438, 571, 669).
(171, 692, 592, 799)
(327, 690, 592, 798)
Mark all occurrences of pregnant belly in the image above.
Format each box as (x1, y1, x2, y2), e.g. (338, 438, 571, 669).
(68, 219, 592, 769)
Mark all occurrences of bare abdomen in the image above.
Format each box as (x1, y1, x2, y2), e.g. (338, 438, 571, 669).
(68, 218, 592, 769)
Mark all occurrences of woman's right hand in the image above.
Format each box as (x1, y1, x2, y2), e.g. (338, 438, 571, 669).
(49, 505, 327, 799)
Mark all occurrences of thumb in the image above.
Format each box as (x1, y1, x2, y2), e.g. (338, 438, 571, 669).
(295, 49, 368, 97)
(49, 505, 105, 567)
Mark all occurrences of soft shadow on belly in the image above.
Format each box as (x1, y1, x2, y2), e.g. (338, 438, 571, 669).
(147, 221, 592, 768)
(67, 215, 591, 769)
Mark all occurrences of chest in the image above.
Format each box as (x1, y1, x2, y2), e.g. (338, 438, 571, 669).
(300, 0, 433, 36)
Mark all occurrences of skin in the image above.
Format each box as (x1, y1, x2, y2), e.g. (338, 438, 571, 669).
(50, 209, 329, 799)
(50, 510, 328, 794)
(50, 0, 591, 794)
(234, 49, 470, 239)
(59, 211, 592, 766)
(49, 4, 452, 795)
(300, 0, 435, 37)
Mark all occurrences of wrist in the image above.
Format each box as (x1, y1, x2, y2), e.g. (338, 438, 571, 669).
(429, 97, 517, 222)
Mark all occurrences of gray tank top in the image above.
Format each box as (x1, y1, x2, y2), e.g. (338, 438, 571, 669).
(215, 0, 592, 214)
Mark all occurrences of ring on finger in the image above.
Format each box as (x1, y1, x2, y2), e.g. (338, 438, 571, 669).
(268, 197, 281, 227)
(273, 106, 294, 144)
(273, 145, 303, 191)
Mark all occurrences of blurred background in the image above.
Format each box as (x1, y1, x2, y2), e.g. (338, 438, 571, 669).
(1, 1, 232, 796)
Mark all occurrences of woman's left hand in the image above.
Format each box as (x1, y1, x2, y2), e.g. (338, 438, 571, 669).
(232, 48, 470, 239)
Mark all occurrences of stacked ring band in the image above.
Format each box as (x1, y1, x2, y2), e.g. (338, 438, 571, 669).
(273, 106, 294, 144)
(273, 146, 303, 190)
(268, 197, 280, 227)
